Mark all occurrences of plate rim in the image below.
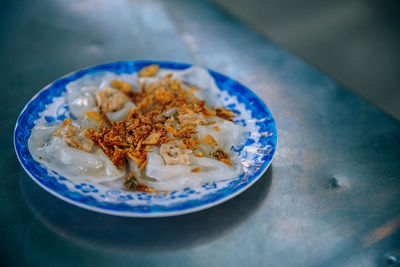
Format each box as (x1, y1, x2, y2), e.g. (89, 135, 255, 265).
(14, 60, 277, 217)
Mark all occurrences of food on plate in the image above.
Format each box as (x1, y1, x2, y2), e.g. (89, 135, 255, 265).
(28, 65, 247, 192)
(28, 121, 126, 184)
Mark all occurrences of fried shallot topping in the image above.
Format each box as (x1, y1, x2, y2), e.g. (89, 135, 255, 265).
(215, 107, 238, 122)
(213, 148, 233, 166)
(83, 65, 238, 190)
(111, 80, 132, 94)
(53, 119, 94, 152)
(191, 167, 201, 173)
(139, 64, 160, 77)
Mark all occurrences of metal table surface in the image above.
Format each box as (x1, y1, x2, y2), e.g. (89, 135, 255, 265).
(1, 0, 400, 266)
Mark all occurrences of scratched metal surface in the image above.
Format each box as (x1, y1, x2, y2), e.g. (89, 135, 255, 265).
(1, 0, 400, 266)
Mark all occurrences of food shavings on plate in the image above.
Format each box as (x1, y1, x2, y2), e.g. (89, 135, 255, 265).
(28, 65, 248, 192)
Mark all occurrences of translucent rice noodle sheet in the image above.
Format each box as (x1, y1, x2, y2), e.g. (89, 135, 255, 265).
(158, 66, 222, 107)
(106, 102, 135, 122)
(196, 119, 247, 156)
(66, 72, 138, 121)
(28, 123, 126, 183)
(138, 147, 243, 191)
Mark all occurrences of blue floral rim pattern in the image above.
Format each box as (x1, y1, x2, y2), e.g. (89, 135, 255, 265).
(14, 60, 277, 217)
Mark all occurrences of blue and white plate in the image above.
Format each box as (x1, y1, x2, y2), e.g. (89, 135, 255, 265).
(14, 61, 277, 217)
